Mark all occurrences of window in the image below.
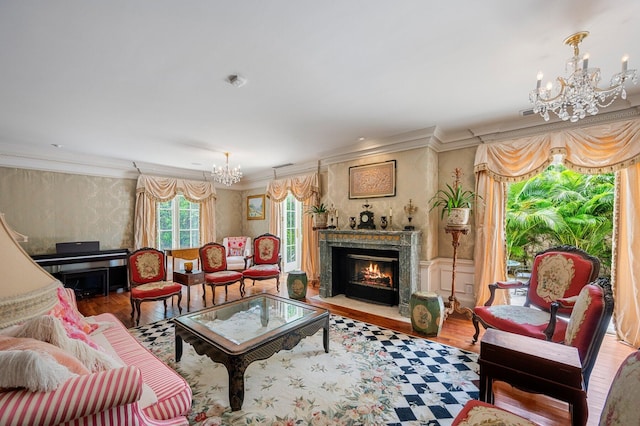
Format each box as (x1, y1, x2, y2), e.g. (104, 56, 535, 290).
(157, 194, 200, 250)
(281, 193, 303, 272)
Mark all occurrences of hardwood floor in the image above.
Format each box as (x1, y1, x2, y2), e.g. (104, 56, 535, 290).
(77, 278, 634, 426)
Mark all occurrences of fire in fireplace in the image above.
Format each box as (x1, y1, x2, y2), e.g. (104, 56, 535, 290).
(344, 252, 399, 305)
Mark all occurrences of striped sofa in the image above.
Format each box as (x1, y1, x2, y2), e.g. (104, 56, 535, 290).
(0, 288, 192, 426)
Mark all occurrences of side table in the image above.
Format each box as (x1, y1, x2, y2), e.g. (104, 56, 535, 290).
(479, 328, 587, 426)
(173, 270, 205, 312)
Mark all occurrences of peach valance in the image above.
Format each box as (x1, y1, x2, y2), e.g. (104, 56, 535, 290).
(266, 173, 319, 202)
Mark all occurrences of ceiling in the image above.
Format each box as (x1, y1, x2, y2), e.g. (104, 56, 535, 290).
(1, 1, 639, 187)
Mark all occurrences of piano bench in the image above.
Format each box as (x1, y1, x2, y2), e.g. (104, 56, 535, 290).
(60, 267, 109, 298)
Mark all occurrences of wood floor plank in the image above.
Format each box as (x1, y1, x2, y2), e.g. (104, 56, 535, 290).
(76, 278, 634, 426)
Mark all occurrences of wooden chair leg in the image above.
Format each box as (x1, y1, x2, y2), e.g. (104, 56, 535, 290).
(211, 284, 216, 305)
(177, 293, 182, 314)
(135, 301, 142, 326)
(163, 299, 168, 316)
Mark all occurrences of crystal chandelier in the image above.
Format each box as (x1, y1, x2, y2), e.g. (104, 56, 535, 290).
(211, 152, 242, 186)
(529, 31, 637, 122)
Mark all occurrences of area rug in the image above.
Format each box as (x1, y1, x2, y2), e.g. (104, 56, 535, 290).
(130, 316, 479, 425)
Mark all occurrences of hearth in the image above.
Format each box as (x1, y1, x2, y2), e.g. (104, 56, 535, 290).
(319, 229, 421, 317)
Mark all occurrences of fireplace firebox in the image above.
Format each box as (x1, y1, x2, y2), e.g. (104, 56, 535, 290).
(345, 253, 399, 305)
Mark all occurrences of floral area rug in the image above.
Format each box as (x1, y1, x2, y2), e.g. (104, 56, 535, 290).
(130, 316, 479, 425)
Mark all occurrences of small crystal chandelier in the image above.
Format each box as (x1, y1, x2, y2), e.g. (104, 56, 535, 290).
(211, 152, 242, 186)
(529, 31, 637, 122)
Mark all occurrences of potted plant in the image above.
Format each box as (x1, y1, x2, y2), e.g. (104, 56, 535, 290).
(429, 168, 478, 227)
(306, 203, 329, 228)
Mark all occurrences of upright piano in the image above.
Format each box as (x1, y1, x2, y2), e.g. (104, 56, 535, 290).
(32, 241, 129, 297)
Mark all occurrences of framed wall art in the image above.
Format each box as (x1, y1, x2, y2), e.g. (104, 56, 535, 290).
(349, 160, 396, 199)
(247, 194, 265, 220)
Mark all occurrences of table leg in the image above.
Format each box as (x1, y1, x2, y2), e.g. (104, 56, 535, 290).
(186, 286, 191, 312)
(175, 334, 183, 362)
(227, 360, 248, 411)
(323, 317, 330, 353)
(570, 394, 588, 426)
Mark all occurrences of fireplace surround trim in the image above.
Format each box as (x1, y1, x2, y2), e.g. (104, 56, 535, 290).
(319, 229, 421, 317)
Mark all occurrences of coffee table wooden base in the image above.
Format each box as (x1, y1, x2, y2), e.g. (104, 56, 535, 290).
(175, 314, 329, 411)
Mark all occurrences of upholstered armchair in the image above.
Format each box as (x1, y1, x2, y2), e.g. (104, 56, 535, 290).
(453, 347, 637, 426)
(455, 278, 614, 425)
(241, 233, 281, 295)
(222, 236, 252, 270)
(199, 242, 244, 303)
(472, 245, 600, 343)
(128, 247, 183, 326)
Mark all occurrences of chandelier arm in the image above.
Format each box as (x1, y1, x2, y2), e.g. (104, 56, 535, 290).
(536, 78, 567, 103)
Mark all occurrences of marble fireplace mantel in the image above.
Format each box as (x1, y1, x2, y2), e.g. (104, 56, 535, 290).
(319, 229, 421, 317)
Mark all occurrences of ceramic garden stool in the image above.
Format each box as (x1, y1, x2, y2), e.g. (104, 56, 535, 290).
(287, 270, 308, 300)
(410, 292, 445, 336)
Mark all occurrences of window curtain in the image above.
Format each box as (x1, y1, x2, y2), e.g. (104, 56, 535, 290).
(134, 175, 216, 249)
(266, 173, 320, 282)
(473, 118, 640, 346)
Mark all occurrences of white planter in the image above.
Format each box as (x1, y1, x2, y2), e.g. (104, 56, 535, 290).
(446, 208, 470, 227)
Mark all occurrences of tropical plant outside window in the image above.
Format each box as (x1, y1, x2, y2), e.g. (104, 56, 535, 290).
(157, 194, 200, 250)
(506, 164, 613, 274)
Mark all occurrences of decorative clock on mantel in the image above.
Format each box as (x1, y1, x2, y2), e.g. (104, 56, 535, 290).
(357, 203, 376, 229)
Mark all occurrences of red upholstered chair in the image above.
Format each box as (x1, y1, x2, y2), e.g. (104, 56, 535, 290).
(241, 233, 281, 295)
(472, 245, 600, 344)
(453, 341, 636, 426)
(128, 247, 182, 326)
(199, 242, 244, 303)
(454, 278, 615, 425)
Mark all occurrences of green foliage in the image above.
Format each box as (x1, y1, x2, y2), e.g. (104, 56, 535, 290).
(429, 183, 477, 219)
(506, 164, 613, 271)
(306, 203, 328, 214)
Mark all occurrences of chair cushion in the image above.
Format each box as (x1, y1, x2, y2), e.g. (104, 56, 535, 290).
(253, 236, 280, 265)
(528, 251, 595, 313)
(564, 284, 606, 362)
(204, 270, 243, 285)
(473, 304, 568, 342)
(599, 351, 640, 426)
(201, 244, 227, 272)
(243, 264, 280, 278)
(453, 400, 537, 426)
(131, 281, 182, 300)
(130, 250, 166, 284)
(226, 237, 248, 256)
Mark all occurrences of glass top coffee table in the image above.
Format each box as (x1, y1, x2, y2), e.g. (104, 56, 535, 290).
(173, 294, 329, 411)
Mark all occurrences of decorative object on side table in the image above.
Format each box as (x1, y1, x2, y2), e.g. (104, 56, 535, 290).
(404, 199, 417, 230)
(357, 201, 376, 229)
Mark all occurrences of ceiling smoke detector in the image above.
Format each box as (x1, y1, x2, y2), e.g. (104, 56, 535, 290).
(227, 74, 247, 88)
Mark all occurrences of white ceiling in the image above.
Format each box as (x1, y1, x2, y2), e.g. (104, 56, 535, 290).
(1, 1, 639, 187)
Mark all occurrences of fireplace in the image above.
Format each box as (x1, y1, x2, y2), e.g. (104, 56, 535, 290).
(343, 250, 399, 305)
(319, 229, 421, 317)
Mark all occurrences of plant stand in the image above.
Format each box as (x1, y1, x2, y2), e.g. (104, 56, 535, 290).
(444, 225, 473, 320)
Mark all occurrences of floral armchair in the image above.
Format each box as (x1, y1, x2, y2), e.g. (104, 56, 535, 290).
(472, 245, 600, 343)
(200, 242, 244, 303)
(222, 236, 252, 270)
(241, 233, 281, 295)
(128, 247, 183, 326)
(454, 278, 616, 425)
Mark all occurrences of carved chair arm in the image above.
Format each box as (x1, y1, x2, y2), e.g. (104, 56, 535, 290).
(483, 280, 529, 306)
(543, 301, 561, 341)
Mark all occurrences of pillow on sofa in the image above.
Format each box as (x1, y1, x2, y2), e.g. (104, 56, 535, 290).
(0, 335, 90, 376)
(13, 315, 119, 372)
(0, 350, 75, 392)
(49, 286, 99, 335)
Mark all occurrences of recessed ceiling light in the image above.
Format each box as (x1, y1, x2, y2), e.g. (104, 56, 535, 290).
(358, 137, 366, 141)
(191, 162, 202, 166)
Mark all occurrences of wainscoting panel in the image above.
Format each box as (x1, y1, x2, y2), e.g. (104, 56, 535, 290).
(419, 258, 476, 308)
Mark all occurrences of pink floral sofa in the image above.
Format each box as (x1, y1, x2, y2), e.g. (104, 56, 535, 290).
(0, 287, 192, 426)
